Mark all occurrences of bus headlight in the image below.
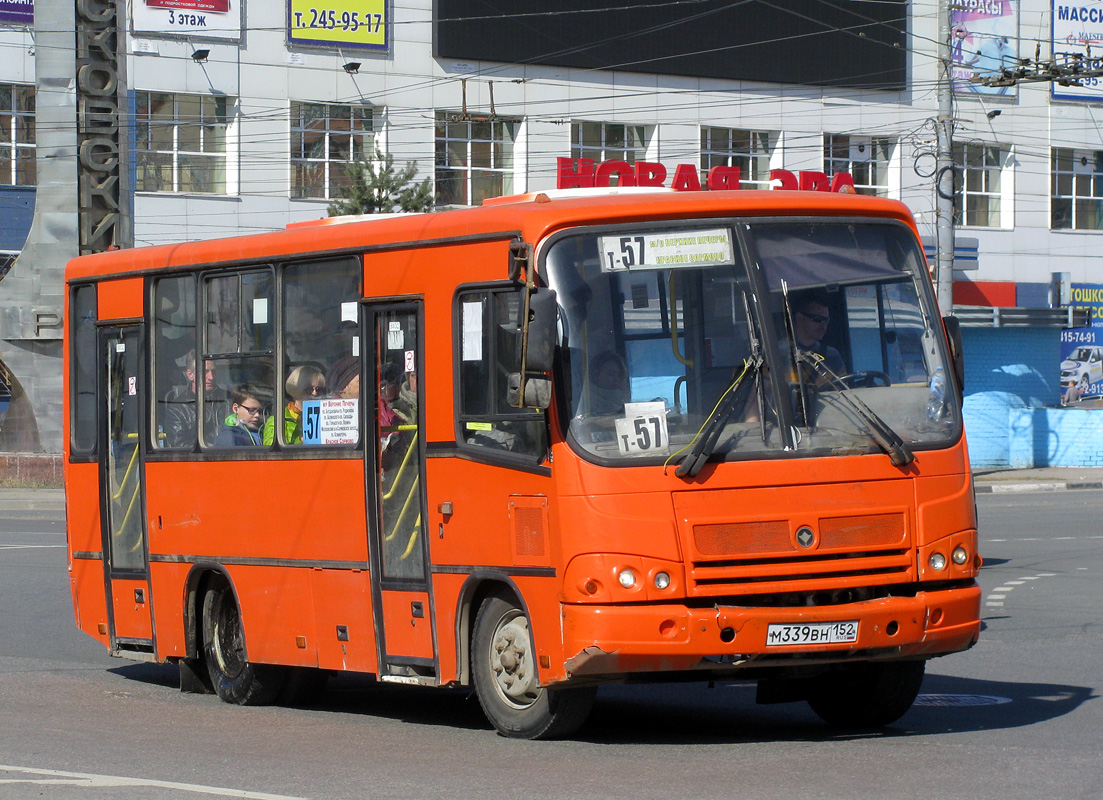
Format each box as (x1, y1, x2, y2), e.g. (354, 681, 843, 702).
(929, 552, 947, 571)
(952, 546, 968, 565)
(617, 569, 637, 589)
(653, 571, 671, 590)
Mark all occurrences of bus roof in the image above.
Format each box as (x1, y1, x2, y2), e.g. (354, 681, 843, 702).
(65, 190, 917, 281)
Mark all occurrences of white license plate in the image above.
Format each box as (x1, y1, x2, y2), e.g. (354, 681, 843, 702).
(766, 621, 859, 646)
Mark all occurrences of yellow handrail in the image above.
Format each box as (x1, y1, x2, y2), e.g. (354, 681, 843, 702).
(668, 273, 693, 367)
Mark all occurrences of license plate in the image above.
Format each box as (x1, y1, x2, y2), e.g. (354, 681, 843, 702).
(766, 621, 859, 646)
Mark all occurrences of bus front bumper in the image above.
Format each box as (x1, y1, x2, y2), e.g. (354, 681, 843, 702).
(560, 584, 980, 680)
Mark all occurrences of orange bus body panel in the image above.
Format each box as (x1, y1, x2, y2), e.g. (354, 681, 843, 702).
(97, 276, 143, 320)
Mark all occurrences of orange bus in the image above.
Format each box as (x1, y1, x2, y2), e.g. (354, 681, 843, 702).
(64, 189, 980, 738)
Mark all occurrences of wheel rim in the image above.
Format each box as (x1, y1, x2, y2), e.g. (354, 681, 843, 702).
(488, 609, 539, 709)
(212, 595, 246, 678)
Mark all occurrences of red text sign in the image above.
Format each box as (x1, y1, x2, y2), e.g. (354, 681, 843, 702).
(556, 158, 856, 193)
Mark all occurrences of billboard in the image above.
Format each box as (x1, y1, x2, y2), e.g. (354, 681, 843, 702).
(435, 0, 907, 89)
(951, 0, 1019, 96)
(1052, 0, 1103, 101)
(1060, 283, 1103, 401)
(288, 0, 388, 51)
(0, 0, 33, 24)
(132, 0, 243, 42)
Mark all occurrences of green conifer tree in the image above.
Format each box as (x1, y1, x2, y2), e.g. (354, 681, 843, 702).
(327, 148, 434, 216)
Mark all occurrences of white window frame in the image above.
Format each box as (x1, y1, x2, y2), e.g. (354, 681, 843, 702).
(953, 142, 1007, 228)
(434, 112, 519, 207)
(290, 101, 377, 200)
(823, 133, 893, 197)
(134, 91, 234, 195)
(700, 127, 774, 189)
(1052, 147, 1103, 231)
(0, 82, 35, 187)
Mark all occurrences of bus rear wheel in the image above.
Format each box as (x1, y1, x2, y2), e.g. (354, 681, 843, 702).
(806, 660, 925, 728)
(472, 593, 596, 739)
(201, 579, 284, 705)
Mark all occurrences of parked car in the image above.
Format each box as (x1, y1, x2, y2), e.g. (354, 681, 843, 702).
(1060, 345, 1103, 392)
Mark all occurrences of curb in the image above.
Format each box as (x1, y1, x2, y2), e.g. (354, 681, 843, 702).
(974, 480, 1103, 494)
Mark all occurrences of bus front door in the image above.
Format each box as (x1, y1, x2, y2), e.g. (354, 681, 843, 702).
(100, 325, 154, 659)
(367, 303, 437, 681)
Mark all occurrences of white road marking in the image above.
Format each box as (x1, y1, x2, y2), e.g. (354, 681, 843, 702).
(0, 765, 312, 799)
(985, 572, 1061, 609)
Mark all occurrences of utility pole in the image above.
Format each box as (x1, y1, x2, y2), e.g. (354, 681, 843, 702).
(935, 0, 956, 314)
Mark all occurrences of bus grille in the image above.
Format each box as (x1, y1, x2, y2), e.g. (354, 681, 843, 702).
(687, 512, 915, 597)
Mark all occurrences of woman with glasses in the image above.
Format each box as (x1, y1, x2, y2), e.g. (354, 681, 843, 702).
(215, 383, 266, 447)
(262, 365, 325, 446)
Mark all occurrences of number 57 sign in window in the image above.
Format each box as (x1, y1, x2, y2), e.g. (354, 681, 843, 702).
(614, 402, 670, 456)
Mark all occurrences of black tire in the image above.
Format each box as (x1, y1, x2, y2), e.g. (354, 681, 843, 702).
(472, 592, 596, 739)
(807, 660, 925, 728)
(201, 578, 285, 705)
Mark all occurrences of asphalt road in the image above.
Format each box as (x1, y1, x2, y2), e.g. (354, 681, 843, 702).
(0, 493, 1101, 800)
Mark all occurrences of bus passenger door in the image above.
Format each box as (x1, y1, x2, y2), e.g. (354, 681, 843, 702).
(366, 303, 437, 681)
(100, 325, 154, 658)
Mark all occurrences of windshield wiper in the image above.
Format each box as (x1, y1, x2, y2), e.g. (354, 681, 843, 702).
(674, 355, 763, 478)
(797, 352, 915, 468)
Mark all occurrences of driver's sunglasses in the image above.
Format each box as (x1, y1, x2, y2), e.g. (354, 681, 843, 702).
(799, 311, 830, 324)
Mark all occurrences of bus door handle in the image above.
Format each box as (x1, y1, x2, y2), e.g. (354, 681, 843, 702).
(411, 601, 424, 619)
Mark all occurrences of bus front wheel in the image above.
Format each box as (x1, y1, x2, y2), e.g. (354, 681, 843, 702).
(807, 660, 925, 728)
(472, 593, 596, 739)
(201, 579, 284, 705)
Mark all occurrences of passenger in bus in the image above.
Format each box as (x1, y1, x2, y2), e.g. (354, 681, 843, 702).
(790, 290, 845, 375)
(588, 351, 630, 415)
(327, 356, 360, 400)
(262, 365, 325, 445)
(163, 351, 229, 448)
(379, 363, 411, 461)
(214, 383, 265, 446)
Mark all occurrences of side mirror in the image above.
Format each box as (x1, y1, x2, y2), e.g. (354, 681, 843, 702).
(509, 287, 558, 410)
(525, 288, 557, 374)
(942, 315, 965, 397)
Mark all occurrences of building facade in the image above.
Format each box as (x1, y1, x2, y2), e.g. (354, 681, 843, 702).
(1, 0, 1100, 453)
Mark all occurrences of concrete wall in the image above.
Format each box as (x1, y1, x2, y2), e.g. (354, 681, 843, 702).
(961, 327, 1062, 468)
(1008, 408, 1103, 468)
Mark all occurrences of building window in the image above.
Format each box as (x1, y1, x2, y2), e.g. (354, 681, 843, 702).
(700, 127, 773, 189)
(571, 121, 648, 165)
(434, 113, 518, 206)
(135, 91, 231, 194)
(291, 102, 375, 200)
(1052, 148, 1103, 231)
(0, 83, 35, 187)
(824, 134, 892, 196)
(953, 143, 1003, 227)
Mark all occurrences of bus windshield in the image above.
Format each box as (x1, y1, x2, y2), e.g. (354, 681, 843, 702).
(545, 218, 960, 466)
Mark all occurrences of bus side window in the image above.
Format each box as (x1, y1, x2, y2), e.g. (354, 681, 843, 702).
(276, 257, 361, 448)
(202, 269, 274, 448)
(456, 286, 546, 460)
(152, 275, 197, 449)
(70, 283, 98, 454)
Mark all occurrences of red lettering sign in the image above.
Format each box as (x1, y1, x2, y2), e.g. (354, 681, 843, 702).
(557, 158, 855, 193)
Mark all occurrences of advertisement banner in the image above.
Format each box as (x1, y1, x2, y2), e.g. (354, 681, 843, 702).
(1052, 0, 1103, 101)
(952, 0, 1019, 96)
(1059, 283, 1103, 401)
(287, 0, 387, 51)
(132, 0, 242, 41)
(0, 0, 33, 24)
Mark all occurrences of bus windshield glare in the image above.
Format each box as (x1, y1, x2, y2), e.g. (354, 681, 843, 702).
(545, 219, 960, 466)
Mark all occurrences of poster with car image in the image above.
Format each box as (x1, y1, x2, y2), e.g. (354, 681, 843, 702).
(1063, 284, 1103, 399)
